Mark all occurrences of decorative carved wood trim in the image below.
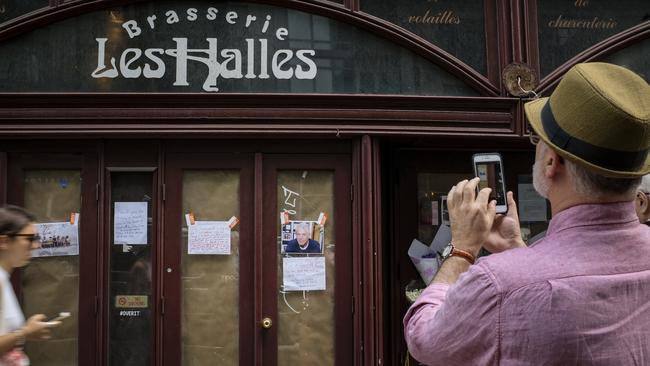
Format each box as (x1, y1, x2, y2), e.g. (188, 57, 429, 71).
(0, 152, 6, 204)
(503, 62, 538, 97)
(0, 94, 519, 137)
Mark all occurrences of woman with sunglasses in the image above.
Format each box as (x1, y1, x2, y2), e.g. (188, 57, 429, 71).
(0, 205, 59, 365)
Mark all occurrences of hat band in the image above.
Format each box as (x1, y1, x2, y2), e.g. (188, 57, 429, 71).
(542, 103, 648, 172)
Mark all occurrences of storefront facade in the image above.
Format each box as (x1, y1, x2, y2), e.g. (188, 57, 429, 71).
(0, 0, 648, 365)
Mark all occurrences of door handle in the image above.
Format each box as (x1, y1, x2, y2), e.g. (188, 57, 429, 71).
(261, 317, 273, 329)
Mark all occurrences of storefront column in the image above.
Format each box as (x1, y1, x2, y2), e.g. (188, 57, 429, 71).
(354, 135, 384, 365)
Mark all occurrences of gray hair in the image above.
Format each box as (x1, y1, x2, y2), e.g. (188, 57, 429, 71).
(565, 159, 642, 196)
(639, 174, 650, 193)
(294, 222, 310, 233)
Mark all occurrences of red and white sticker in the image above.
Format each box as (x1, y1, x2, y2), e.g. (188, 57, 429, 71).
(228, 216, 239, 229)
(317, 212, 328, 226)
(280, 211, 290, 225)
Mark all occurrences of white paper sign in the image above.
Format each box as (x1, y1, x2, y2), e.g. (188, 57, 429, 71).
(408, 239, 440, 285)
(114, 202, 148, 245)
(407, 225, 450, 285)
(283, 257, 326, 291)
(188, 220, 231, 255)
(430, 224, 452, 254)
(33, 213, 80, 257)
(518, 183, 548, 222)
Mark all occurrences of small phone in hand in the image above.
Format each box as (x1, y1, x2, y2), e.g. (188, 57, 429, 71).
(472, 153, 508, 214)
(46, 312, 70, 326)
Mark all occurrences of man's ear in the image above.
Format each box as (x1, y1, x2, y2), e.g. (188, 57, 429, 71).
(544, 148, 564, 179)
(639, 192, 650, 216)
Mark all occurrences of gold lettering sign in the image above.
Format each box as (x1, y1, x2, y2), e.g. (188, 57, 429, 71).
(405, 0, 461, 26)
(408, 9, 460, 25)
(547, 0, 618, 30)
(115, 295, 148, 308)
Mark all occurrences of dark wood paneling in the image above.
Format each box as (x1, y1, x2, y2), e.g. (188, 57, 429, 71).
(358, 135, 385, 365)
(371, 137, 384, 365)
(5, 150, 100, 366)
(162, 153, 255, 366)
(254, 152, 264, 366)
(0, 152, 6, 204)
(0, 94, 520, 138)
(360, 135, 376, 366)
(485, 0, 502, 87)
(263, 154, 353, 366)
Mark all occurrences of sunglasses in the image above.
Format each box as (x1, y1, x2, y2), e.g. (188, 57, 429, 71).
(11, 234, 42, 244)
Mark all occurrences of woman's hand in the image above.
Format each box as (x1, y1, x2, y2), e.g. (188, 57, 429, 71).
(23, 314, 57, 341)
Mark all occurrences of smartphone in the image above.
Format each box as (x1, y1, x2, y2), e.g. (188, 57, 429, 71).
(46, 312, 70, 326)
(439, 195, 450, 226)
(472, 153, 508, 214)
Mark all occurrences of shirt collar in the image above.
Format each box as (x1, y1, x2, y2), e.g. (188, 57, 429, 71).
(0, 266, 8, 282)
(546, 201, 638, 235)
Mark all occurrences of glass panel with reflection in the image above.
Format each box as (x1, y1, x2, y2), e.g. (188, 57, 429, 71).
(22, 170, 81, 366)
(181, 170, 240, 365)
(277, 170, 335, 366)
(108, 172, 153, 366)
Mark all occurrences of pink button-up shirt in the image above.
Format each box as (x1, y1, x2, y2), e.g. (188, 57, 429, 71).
(404, 202, 650, 365)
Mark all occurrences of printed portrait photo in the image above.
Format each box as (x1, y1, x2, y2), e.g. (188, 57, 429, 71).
(281, 221, 324, 254)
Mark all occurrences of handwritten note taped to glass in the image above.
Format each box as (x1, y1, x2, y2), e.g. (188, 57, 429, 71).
(114, 202, 148, 245)
(283, 257, 326, 291)
(188, 221, 231, 255)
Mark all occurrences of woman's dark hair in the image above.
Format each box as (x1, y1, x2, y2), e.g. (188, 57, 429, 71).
(0, 205, 36, 236)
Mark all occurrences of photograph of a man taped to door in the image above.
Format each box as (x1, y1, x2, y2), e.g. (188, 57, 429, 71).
(281, 221, 324, 254)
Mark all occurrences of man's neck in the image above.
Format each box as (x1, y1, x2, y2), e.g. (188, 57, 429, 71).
(0, 260, 12, 275)
(549, 185, 635, 216)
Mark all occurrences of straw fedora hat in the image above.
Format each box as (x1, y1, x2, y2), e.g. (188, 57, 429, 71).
(524, 62, 650, 178)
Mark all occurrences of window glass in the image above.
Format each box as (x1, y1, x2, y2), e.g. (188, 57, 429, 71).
(22, 170, 81, 366)
(604, 37, 650, 82)
(361, 0, 487, 74)
(276, 170, 335, 365)
(109, 172, 153, 366)
(181, 171, 240, 365)
(0, 0, 476, 96)
(417, 172, 466, 244)
(0, 0, 48, 25)
(537, 0, 650, 77)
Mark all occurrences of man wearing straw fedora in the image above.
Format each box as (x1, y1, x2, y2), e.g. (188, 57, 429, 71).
(404, 62, 650, 365)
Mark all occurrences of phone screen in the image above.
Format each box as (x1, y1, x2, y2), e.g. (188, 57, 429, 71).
(475, 161, 506, 207)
